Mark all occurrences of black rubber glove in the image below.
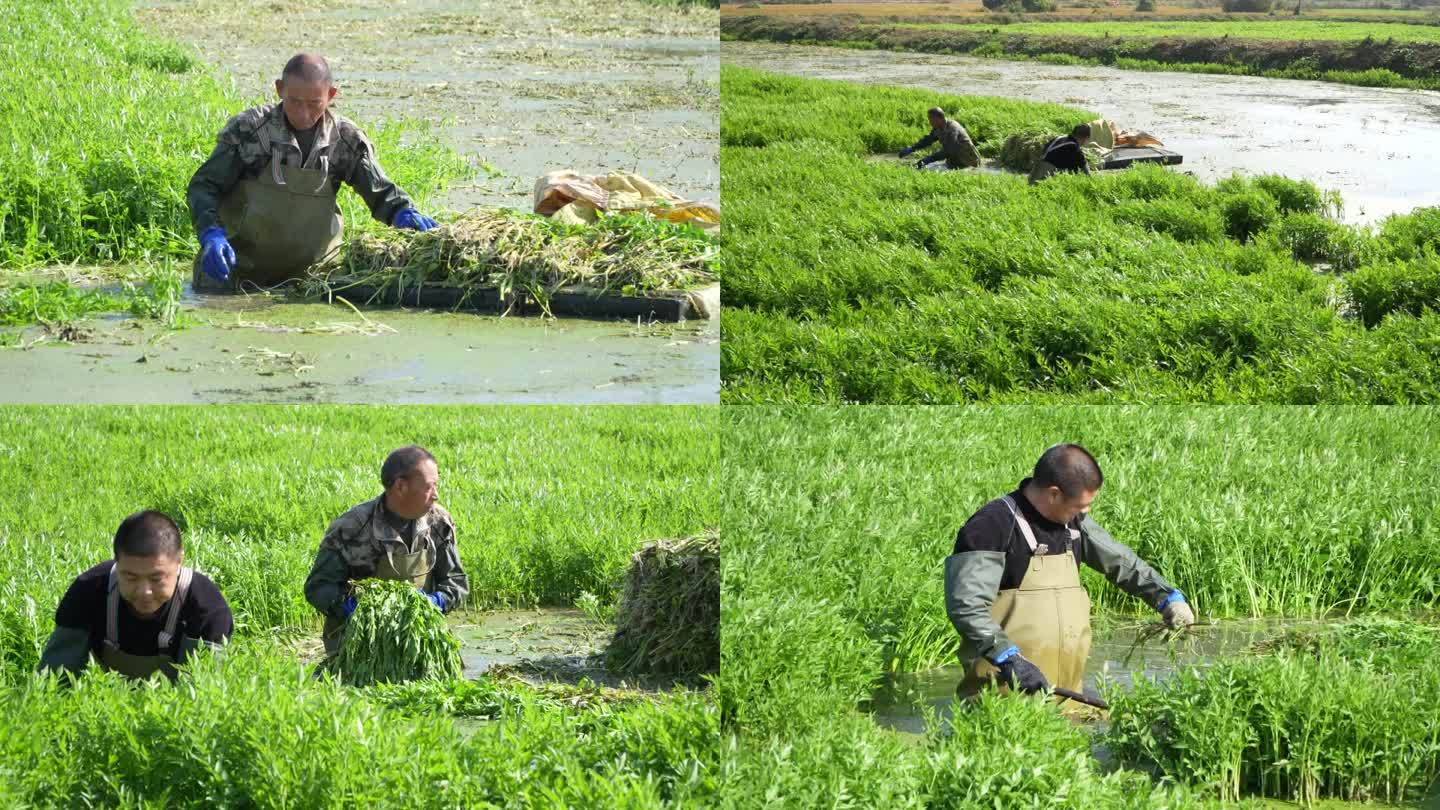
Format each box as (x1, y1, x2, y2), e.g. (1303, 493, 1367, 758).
(995, 652, 1051, 694)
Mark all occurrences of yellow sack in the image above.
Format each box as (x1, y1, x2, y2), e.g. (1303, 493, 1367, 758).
(534, 171, 719, 233)
(1087, 117, 1165, 150)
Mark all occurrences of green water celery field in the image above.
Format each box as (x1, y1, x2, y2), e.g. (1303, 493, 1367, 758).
(0, 406, 719, 807)
(720, 406, 1440, 806)
(720, 67, 1440, 402)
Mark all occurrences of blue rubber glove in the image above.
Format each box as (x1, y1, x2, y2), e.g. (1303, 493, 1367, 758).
(991, 645, 1049, 694)
(426, 591, 448, 612)
(898, 146, 914, 158)
(340, 595, 358, 618)
(1157, 590, 1186, 610)
(392, 208, 437, 232)
(198, 227, 236, 282)
(1158, 589, 1195, 628)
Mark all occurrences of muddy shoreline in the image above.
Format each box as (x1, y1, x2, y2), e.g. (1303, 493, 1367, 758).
(722, 15, 1440, 84)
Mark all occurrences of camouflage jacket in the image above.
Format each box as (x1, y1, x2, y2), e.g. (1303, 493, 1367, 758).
(909, 119, 981, 168)
(303, 495, 469, 618)
(186, 103, 413, 237)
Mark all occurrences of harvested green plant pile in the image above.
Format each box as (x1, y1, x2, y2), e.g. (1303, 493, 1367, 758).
(609, 530, 719, 675)
(998, 130, 1102, 172)
(303, 209, 717, 315)
(324, 579, 462, 686)
(997, 130, 1055, 172)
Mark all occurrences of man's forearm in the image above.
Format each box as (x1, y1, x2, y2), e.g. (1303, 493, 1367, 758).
(303, 549, 351, 617)
(1079, 516, 1175, 608)
(944, 552, 1012, 661)
(186, 147, 244, 237)
(348, 156, 412, 226)
(431, 545, 469, 612)
(37, 626, 91, 677)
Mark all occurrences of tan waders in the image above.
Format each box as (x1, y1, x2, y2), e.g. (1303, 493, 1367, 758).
(321, 535, 437, 656)
(193, 150, 343, 292)
(99, 565, 195, 680)
(957, 496, 1092, 706)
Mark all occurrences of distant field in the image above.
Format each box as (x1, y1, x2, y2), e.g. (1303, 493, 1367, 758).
(723, 1, 1201, 16)
(723, 9, 1440, 88)
(721, 0, 1439, 22)
(902, 18, 1440, 41)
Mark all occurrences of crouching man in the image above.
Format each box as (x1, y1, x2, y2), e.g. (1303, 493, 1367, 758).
(38, 511, 233, 681)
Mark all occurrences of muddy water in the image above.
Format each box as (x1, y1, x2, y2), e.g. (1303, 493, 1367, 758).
(1, 293, 718, 403)
(136, 0, 718, 213)
(454, 608, 607, 673)
(725, 41, 1440, 225)
(452, 607, 692, 690)
(870, 618, 1322, 735)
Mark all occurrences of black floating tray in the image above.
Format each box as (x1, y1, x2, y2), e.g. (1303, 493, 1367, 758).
(1101, 147, 1184, 170)
(328, 282, 713, 322)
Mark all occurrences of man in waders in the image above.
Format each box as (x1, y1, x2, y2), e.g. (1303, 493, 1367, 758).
(37, 511, 233, 681)
(186, 53, 439, 293)
(304, 445, 470, 655)
(899, 107, 981, 171)
(1028, 124, 1094, 185)
(944, 444, 1195, 705)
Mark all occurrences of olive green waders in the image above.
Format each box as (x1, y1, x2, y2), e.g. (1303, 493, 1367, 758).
(322, 535, 437, 656)
(1027, 160, 1062, 185)
(193, 150, 343, 292)
(99, 565, 195, 679)
(957, 496, 1092, 701)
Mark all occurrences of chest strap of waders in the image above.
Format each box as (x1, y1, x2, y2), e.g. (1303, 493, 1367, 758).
(270, 147, 330, 193)
(1000, 496, 1081, 555)
(383, 532, 438, 578)
(106, 565, 196, 654)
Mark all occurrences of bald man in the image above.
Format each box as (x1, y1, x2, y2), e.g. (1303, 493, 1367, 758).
(186, 53, 439, 292)
(899, 107, 981, 171)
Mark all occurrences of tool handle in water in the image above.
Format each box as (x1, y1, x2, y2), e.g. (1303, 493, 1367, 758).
(1053, 687, 1109, 710)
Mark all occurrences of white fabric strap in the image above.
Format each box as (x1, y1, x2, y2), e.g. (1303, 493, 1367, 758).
(271, 149, 287, 185)
(105, 565, 120, 649)
(313, 155, 330, 193)
(158, 567, 194, 650)
(1000, 495, 1040, 553)
(105, 564, 194, 651)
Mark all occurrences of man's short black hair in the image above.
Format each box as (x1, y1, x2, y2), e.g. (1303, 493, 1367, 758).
(381, 445, 436, 488)
(1032, 443, 1103, 497)
(927, 106, 945, 118)
(281, 53, 332, 84)
(1071, 123, 1092, 140)
(113, 511, 182, 559)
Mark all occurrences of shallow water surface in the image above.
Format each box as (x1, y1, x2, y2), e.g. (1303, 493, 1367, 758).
(1, 292, 718, 403)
